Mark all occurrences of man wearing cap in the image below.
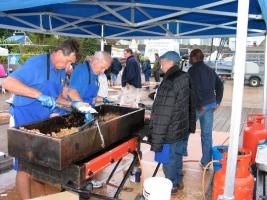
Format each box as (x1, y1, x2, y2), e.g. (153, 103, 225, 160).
(188, 49, 223, 168)
(149, 51, 196, 193)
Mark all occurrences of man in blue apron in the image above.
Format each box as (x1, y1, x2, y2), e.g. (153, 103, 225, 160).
(67, 51, 112, 189)
(3, 39, 79, 200)
(68, 51, 112, 106)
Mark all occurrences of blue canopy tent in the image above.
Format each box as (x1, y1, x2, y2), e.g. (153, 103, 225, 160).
(0, 0, 265, 39)
(0, 1, 266, 199)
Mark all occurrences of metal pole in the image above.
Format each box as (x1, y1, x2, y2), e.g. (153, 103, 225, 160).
(101, 24, 104, 51)
(263, 35, 267, 115)
(7, 55, 9, 75)
(220, 0, 249, 199)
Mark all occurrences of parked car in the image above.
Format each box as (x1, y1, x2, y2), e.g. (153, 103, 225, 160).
(207, 59, 263, 87)
(244, 62, 263, 87)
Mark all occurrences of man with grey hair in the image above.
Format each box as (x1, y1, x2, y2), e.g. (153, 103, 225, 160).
(68, 51, 112, 106)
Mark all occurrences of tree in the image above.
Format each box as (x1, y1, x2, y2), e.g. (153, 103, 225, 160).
(0, 29, 12, 40)
(79, 38, 98, 61)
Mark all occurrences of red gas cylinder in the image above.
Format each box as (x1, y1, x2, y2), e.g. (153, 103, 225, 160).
(243, 114, 267, 163)
(212, 148, 254, 200)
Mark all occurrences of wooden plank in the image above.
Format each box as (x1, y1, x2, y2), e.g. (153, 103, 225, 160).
(196, 106, 261, 133)
(31, 191, 78, 200)
(215, 106, 231, 132)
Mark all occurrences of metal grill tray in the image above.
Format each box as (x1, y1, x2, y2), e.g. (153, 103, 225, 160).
(8, 105, 144, 170)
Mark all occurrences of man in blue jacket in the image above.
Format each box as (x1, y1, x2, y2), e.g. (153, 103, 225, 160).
(121, 48, 141, 88)
(188, 49, 224, 168)
(3, 39, 80, 199)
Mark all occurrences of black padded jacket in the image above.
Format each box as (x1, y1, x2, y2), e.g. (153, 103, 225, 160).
(149, 65, 196, 152)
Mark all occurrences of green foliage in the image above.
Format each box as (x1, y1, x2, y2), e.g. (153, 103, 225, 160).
(0, 29, 13, 40)
(79, 38, 98, 62)
(1, 31, 99, 63)
(0, 56, 7, 64)
(0, 38, 21, 53)
(19, 54, 35, 64)
(24, 34, 99, 62)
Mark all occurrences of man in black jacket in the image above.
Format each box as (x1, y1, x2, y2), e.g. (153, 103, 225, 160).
(149, 51, 196, 193)
(188, 49, 224, 168)
(121, 48, 141, 88)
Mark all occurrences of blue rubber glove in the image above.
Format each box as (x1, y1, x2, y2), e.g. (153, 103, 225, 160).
(71, 101, 98, 113)
(37, 94, 56, 109)
(71, 101, 95, 123)
(71, 101, 88, 112)
(103, 97, 113, 104)
(71, 101, 82, 110)
(84, 112, 94, 123)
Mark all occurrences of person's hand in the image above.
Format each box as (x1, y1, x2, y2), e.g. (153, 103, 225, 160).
(71, 101, 97, 113)
(71, 101, 87, 112)
(37, 94, 56, 109)
(103, 97, 113, 104)
(71, 101, 95, 123)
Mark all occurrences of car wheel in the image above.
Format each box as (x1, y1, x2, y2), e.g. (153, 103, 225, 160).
(249, 77, 260, 87)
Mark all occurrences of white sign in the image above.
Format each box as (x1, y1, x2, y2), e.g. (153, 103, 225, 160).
(144, 39, 180, 62)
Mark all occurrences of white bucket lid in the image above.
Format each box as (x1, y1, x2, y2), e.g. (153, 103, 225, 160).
(143, 177, 173, 200)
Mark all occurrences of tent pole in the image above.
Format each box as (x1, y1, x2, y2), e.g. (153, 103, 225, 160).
(220, 0, 249, 199)
(263, 35, 267, 115)
(101, 24, 104, 51)
(7, 55, 9, 75)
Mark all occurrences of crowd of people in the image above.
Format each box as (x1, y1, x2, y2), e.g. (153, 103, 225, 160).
(3, 38, 223, 198)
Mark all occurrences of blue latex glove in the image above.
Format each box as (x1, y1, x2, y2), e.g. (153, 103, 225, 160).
(84, 112, 94, 123)
(71, 101, 97, 113)
(154, 144, 170, 164)
(71, 101, 82, 110)
(103, 97, 113, 104)
(37, 94, 56, 109)
(71, 101, 95, 123)
(71, 101, 88, 112)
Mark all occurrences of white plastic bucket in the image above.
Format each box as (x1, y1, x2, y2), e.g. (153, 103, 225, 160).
(143, 177, 173, 200)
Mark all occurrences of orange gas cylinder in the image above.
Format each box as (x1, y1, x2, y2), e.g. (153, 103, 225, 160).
(243, 114, 267, 163)
(212, 149, 254, 200)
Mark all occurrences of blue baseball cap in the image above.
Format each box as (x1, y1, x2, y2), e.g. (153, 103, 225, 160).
(160, 51, 180, 64)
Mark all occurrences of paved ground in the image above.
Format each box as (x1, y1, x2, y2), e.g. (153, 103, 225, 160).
(0, 80, 264, 200)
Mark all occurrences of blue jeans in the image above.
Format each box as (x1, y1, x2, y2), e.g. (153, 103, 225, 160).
(196, 108, 214, 166)
(162, 138, 188, 187)
(144, 72, 150, 82)
(110, 73, 117, 82)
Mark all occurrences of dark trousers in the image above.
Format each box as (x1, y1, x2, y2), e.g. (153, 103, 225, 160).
(153, 71, 160, 82)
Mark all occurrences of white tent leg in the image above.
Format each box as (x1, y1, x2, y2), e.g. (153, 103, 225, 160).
(220, 0, 249, 199)
(263, 35, 267, 115)
(101, 24, 104, 51)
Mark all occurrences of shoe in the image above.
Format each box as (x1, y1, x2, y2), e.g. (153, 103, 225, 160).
(171, 182, 184, 195)
(171, 187, 178, 194)
(177, 182, 184, 190)
(90, 180, 103, 188)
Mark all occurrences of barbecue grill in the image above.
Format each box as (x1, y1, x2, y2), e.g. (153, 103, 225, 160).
(8, 104, 145, 200)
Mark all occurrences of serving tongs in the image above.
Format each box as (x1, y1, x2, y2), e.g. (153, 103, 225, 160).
(78, 112, 105, 148)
